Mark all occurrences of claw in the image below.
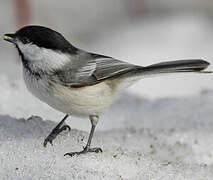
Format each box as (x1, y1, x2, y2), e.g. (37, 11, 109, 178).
(60, 125, 71, 132)
(43, 137, 53, 147)
(43, 124, 71, 147)
(90, 147, 102, 153)
(64, 147, 103, 157)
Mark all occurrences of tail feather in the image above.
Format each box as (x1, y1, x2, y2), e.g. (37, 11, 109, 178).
(115, 59, 210, 90)
(139, 59, 210, 76)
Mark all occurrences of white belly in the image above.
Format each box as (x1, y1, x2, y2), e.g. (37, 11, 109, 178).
(23, 69, 116, 117)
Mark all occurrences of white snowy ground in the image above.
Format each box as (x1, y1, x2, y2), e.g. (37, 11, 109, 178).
(1, 74, 213, 179)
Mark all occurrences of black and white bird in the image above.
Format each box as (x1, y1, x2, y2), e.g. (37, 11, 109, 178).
(3, 25, 210, 157)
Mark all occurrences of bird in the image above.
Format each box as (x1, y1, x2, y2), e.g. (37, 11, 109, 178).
(3, 25, 210, 157)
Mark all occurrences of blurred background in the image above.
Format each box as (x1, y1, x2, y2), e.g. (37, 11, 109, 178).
(1, 0, 213, 127)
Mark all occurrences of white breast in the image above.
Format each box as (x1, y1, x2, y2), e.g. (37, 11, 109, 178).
(23, 68, 116, 117)
(51, 81, 116, 116)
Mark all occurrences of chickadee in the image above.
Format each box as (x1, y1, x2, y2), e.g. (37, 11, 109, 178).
(4, 25, 210, 157)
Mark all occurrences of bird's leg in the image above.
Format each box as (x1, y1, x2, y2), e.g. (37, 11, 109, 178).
(64, 115, 102, 157)
(43, 114, 70, 147)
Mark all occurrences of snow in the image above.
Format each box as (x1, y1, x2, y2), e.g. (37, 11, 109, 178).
(1, 74, 213, 179)
(1, 115, 213, 179)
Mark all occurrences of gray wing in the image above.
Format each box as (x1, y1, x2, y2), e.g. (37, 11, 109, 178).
(93, 54, 140, 80)
(52, 52, 140, 87)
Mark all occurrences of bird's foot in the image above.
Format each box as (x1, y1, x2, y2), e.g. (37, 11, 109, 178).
(43, 124, 71, 147)
(64, 146, 102, 157)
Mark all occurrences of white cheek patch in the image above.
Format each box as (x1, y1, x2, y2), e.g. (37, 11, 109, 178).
(16, 41, 70, 70)
(17, 41, 41, 60)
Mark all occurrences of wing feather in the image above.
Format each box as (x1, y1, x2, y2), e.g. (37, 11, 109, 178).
(93, 57, 138, 80)
(52, 52, 139, 87)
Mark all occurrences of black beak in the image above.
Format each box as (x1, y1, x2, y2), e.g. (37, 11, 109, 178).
(3, 34, 16, 43)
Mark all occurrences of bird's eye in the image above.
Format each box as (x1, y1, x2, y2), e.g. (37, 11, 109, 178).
(22, 37, 30, 44)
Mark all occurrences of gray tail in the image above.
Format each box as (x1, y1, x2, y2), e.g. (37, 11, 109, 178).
(138, 59, 210, 76)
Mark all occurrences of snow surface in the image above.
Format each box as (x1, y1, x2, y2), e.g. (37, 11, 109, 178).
(1, 74, 213, 179)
